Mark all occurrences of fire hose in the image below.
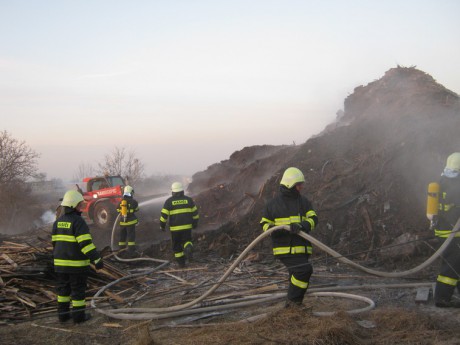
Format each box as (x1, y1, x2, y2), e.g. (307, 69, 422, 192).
(110, 213, 169, 264)
(299, 217, 460, 278)
(92, 218, 459, 320)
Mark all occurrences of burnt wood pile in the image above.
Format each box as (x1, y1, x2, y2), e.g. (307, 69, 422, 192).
(0, 234, 129, 323)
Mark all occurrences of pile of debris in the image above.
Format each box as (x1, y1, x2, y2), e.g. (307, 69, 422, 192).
(0, 231, 130, 322)
(188, 66, 460, 266)
(0, 239, 54, 321)
(1, 66, 460, 345)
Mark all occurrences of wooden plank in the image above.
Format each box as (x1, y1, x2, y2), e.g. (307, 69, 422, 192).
(163, 272, 193, 284)
(1, 254, 18, 269)
(1, 241, 29, 248)
(415, 287, 431, 304)
(103, 290, 125, 303)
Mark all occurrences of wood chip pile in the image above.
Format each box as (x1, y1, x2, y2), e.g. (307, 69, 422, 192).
(0, 237, 128, 323)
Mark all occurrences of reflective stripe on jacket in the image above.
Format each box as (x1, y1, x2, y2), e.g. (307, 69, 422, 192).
(260, 185, 318, 257)
(160, 192, 199, 231)
(435, 175, 460, 238)
(52, 208, 101, 273)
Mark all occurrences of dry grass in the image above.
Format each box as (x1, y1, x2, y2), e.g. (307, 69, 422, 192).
(148, 306, 459, 345)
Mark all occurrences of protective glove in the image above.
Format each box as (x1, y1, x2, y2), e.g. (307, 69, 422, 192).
(94, 259, 104, 270)
(300, 221, 311, 234)
(160, 227, 166, 232)
(290, 223, 303, 234)
(271, 229, 288, 238)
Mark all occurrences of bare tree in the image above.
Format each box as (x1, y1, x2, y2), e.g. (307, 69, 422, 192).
(73, 162, 95, 182)
(0, 131, 41, 233)
(0, 130, 40, 184)
(34, 172, 47, 182)
(98, 147, 145, 184)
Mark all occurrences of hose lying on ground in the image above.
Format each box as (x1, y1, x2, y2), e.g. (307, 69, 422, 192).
(94, 291, 375, 320)
(95, 225, 296, 317)
(299, 217, 460, 278)
(93, 218, 459, 320)
(110, 213, 169, 264)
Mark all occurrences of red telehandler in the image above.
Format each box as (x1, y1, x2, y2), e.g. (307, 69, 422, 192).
(75, 175, 125, 230)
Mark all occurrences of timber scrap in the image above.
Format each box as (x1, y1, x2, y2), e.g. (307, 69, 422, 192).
(0, 237, 128, 323)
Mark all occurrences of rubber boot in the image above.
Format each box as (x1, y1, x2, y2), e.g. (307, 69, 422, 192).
(58, 302, 71, 323)
(177, 257, 186, 268)
(184, 245, 193, 262)
(435, 282, 456, 308)
(284, 300, 302, 309)
(127, 246, 138, 258)
(284, 299, 312, 313)
(435, 300, 460, 308)
(287, 282, 307, 304)
(73, 306, 92, 324)
(118, 245, 127, 258)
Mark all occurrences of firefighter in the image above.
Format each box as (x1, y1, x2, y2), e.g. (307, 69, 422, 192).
(52, 190, 104, 324)
(117, 185, 139, 257)
(433, 152, 460, 308)
(160, 182, 199, 267)
(260, 167, 318, 307)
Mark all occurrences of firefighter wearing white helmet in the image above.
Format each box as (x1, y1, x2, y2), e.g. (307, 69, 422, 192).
(171, 182, 184, 193)
(260, 167, 318, 307)
(52, 190, 103, 324)
(160, 182, 199, 267)
(116, 185, 139, 257)
(123, 185, 134, 196)
(445, 152, 460, 173)
(61, 190, 84, 208)
(432, 152, 460, 308)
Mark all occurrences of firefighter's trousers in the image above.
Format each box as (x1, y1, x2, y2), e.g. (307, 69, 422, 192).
(119, 225, 136, 253)
(279, 254, 313, 304)
(56, 272, 88, 322)
(435, 237, 460, 303)
(171, 229, 193, 266)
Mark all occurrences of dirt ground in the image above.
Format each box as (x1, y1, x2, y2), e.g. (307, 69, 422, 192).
(2, 67, 460, 344)
(1, 239, 460, 345)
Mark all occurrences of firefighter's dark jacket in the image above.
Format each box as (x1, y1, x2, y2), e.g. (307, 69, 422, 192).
(435, 175, 460, 238)
(260, 185, 318, 257)
(160, 192, 199, 231)
(52, 207, 101, 273)
(117, 195, 139, 226)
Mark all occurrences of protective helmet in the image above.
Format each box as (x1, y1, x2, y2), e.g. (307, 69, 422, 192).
(446, 152, 460, 171)
(171, 182, 184, 193)
(280, 167, 305, 188)
(61, 190, 84, 208)
(124, 185, 134, 196)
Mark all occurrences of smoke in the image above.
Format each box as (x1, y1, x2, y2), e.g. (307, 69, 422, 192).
(40, 210, 56, 225)
(139, 195, 169, 208)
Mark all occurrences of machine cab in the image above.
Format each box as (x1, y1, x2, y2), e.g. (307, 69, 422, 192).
(84, 175, 125, 192)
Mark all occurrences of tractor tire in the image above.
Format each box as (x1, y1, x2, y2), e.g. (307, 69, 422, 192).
(93, 203, 116, 230)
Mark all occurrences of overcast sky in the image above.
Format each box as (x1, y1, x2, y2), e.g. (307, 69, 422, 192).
(1, 0, 459, 181)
